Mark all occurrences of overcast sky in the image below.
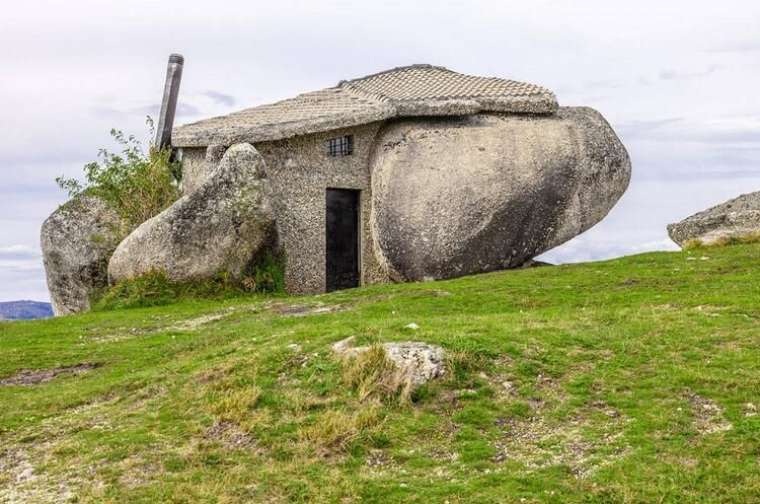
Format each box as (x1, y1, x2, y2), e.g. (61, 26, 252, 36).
(2, 0, 759, 302)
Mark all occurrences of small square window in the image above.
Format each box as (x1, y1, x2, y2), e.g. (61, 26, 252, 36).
(327, 135, 353, 157)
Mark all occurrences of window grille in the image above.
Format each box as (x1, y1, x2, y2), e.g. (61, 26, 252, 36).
(327, 135, 353, 157)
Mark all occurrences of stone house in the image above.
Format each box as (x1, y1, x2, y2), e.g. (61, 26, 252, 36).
(170, 64, 612, 295)
(43, 63, 631, 315)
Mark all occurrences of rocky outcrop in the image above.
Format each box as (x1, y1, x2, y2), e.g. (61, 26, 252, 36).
(41, 195, 124, 315)
(369, 107, 631, 281)
(108, 143, 275, 283)
(667, 191, 760, 247)
(332, 336, 446, 387)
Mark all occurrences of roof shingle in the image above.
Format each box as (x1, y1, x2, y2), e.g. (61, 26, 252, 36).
(173, 64, 558, 147)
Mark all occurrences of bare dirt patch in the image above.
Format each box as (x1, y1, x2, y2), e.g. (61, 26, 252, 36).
(91, 307, 265, 343)
(205, 421, 257, 450)
(743, 402, 757, 418)
(89, 327, 153, 344)
(365, 449, 393, 469)
(0, 446, 79, 503)
(170, 312, 231, 331)
(115, 456, 162, 490)
(271, 302, 346, 317)
(493, 400, 631, 478)
(0, 363, 99, 387)
(687, 392, 732, 435)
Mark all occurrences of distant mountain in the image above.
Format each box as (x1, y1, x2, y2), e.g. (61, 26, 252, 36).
(0, 300, 53, 321)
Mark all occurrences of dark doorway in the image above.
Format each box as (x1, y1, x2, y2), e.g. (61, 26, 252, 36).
(326, 189, 360, 292)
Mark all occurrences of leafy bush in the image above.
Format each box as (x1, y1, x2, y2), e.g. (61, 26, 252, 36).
(56, 118, 181, 232)
(243, 251, 286, 293)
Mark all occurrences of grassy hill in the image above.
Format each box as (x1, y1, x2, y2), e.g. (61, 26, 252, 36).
(1, 244, 758, 503)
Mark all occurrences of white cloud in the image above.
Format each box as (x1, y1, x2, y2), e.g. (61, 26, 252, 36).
(202, 91, 236, 107)
(0, 245, 40, 261)
(541, 238, 679, 265)
(658, 64, 722, 81)
(0, 245, 48, 302)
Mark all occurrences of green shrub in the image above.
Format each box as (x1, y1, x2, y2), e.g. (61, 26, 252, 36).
(244, 251, 286, 294)
(56, 118, 181, 233)
(93, 271, 179, 310)
(94, 253, 286, 310)
(94, 271, 245, 311)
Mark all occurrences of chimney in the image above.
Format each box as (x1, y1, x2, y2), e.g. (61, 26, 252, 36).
(155, 53, 184, 149)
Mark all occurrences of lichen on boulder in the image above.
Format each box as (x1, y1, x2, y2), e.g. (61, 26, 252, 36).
(108, 143, 275, 283)
(369, 107, 632, 281)
(40, 195, 125, 315)
(332, 336, 446, 389)
(667, 191, 760, 247)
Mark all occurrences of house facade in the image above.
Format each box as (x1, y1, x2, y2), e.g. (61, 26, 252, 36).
(171, 64, 563, 294)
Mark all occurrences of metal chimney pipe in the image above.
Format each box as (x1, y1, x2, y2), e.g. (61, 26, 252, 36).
(155, 53, 184, 149)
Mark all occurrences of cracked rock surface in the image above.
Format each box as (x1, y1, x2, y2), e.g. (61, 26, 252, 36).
(668, 191, 760, 247)
(370, 107, 631, 281)
(332, 336, 446, 387)
(108, 143, 275, 283)
(40, 195, 124, 315)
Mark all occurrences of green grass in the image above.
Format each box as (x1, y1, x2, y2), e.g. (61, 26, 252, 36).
(1, 244, 759, 503)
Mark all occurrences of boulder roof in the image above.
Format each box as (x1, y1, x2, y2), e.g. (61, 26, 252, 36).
(172, 64, 558, 147)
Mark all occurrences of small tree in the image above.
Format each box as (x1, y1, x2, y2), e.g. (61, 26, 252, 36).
(56, 118, 181, 232)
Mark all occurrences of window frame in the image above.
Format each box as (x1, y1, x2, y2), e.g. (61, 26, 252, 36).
(327, 135, 354, 157)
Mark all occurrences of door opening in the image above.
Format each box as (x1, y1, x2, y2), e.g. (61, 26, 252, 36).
(326, 189, 360, 292)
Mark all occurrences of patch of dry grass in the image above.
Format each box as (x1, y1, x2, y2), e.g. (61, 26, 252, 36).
(208, 386, 262, 424)
(686, 392, 733, 435)
(341, 345, 414, 403)
(299, 405, 384, 455)
(684, 231, 760, 249)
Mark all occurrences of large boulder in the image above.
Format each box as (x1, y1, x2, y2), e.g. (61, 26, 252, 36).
(369, 107, 631, 281)
(667, 191, 760, 247)
(108, 143, 275, 282)
(41, 195, 124, 315)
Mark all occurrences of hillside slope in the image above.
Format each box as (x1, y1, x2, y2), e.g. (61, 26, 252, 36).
(1, 244, 759, 503)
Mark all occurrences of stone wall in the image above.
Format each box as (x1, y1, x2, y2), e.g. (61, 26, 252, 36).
(179, 122, 389, 294)
(255, 122, 388, 294)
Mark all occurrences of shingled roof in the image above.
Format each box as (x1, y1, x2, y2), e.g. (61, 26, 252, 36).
(172, 64, 558, 148)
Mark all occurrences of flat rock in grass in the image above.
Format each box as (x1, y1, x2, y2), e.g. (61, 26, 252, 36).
(667, 191, 760, 247)
(108, 143, 275, 282)
(332, 337, 446, 386)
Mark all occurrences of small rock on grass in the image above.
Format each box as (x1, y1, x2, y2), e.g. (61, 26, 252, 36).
(331, 337, 446, 387)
